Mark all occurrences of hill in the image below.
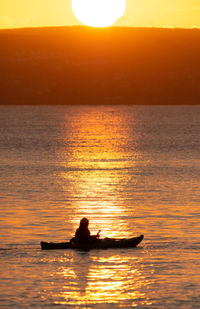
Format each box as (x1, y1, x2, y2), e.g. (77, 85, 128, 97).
(1, 26, 200, 105)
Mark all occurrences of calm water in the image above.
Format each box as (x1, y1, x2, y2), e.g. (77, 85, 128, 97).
(0, 105, 200, 308)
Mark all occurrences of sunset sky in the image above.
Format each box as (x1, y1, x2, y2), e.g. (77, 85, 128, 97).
(1, 0, 200, 29)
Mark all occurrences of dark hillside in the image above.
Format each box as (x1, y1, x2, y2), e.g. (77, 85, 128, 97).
(1, 26, 200, 104)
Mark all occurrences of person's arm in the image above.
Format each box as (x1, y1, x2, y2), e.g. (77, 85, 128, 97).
(96, 230, 101, 238)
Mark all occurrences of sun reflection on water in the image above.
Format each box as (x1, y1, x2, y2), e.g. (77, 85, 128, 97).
(45, 106, 153, 307)
(52, 252, 152, 307)
(57, 106, 141, 239)
(45, 106, 152, 306)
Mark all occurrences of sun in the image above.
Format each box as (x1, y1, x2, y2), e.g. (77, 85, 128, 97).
(72, 0, 126, 28)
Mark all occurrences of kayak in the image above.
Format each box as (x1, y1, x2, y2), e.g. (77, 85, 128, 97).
(40, 234, 144, 250)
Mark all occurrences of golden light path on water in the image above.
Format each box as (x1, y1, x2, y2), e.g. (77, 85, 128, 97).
(50, 106, 151, 306)
(58, 106, 141, 238)
(54, 254, 152, 307)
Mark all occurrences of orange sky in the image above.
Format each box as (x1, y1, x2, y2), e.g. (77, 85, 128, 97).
(1, 0, 200, 29)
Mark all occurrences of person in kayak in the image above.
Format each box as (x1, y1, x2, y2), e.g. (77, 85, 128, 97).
(71, 218, 100, 246)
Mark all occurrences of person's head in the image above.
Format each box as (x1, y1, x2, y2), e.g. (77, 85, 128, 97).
(80, 217, 89, 228)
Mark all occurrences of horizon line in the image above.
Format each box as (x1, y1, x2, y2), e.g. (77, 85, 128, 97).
(1, 25, 200, 32)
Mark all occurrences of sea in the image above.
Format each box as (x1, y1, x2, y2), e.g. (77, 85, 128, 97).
(0, 105, 200, 308)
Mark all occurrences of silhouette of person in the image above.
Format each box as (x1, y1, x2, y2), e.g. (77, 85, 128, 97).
(71, 218, 100, 246)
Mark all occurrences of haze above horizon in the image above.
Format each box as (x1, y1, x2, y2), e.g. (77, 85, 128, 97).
(1, 0, 200, 30)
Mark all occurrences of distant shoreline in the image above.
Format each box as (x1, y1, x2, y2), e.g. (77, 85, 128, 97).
(1, 25, 200, 31)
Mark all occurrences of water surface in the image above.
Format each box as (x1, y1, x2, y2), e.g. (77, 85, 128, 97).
(0, 105, 200, 308)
